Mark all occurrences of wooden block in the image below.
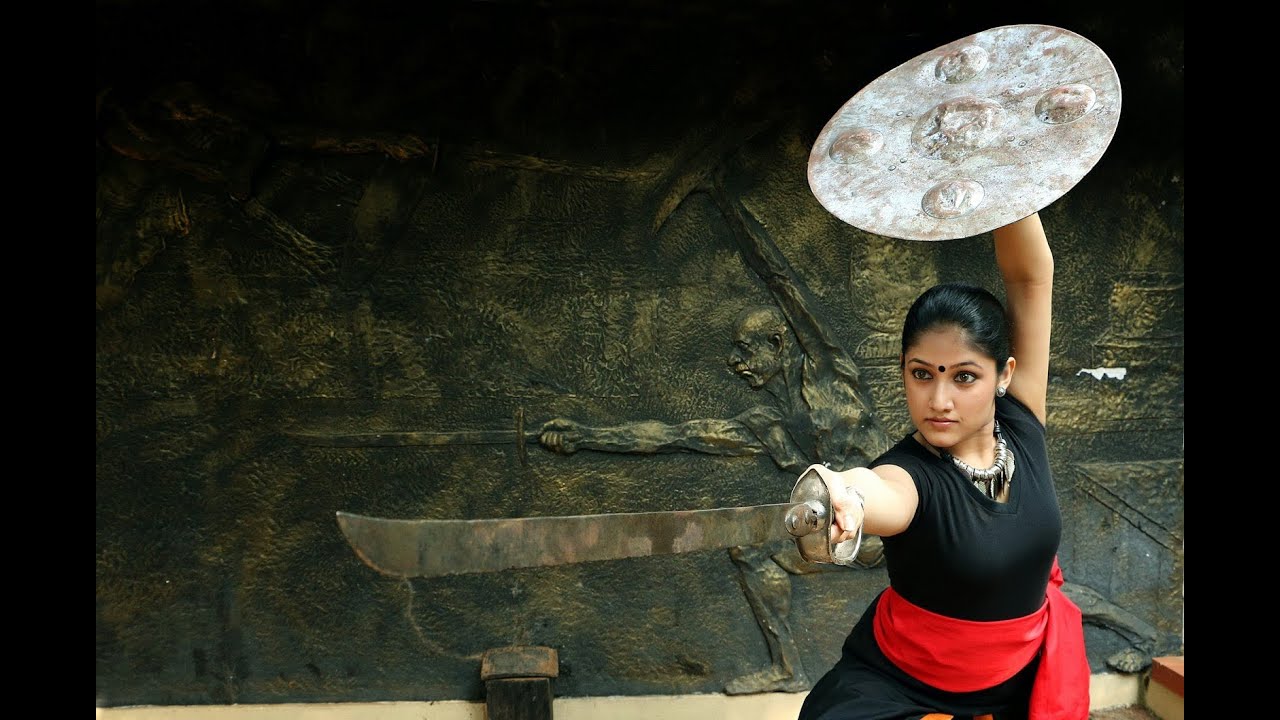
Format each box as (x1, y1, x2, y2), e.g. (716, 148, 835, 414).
(1146, 680, 1183, 720)
(1150, 656, 1184, 697)
(485, 677, 553, 720)
(482, 646, 559, 720)
(482, 645, 559, 680)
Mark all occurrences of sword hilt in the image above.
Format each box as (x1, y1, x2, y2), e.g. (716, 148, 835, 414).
(788, 466, 863, 567)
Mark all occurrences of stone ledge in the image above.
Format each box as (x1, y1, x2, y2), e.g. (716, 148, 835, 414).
(95, 672, 1143, 720)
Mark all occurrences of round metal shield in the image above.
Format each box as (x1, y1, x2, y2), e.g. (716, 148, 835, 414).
(807, 24, 1121, 241)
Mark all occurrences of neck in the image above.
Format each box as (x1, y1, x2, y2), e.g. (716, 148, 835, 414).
(919, 420, 1013, 501)
(914, 419, 999, 467)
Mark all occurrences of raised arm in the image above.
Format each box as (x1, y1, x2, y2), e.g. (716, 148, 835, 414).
(994, 212, 1053, 425)
(711, 182, 847, 368)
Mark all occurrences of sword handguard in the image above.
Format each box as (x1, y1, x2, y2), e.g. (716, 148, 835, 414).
(789, 467, 863, 567)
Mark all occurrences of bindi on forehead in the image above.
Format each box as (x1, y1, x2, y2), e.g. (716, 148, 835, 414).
(938, 365, 945, 372)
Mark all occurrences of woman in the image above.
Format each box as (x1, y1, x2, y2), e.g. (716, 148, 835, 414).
(796, 212, 1089, 720)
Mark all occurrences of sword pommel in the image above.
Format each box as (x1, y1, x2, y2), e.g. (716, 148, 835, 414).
(784, 500, 824, 538)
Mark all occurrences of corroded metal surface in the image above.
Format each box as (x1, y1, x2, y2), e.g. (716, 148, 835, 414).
(808, 24, 1122, 241)
(337, 465, 849, 579)
(336, 500, 826, 579)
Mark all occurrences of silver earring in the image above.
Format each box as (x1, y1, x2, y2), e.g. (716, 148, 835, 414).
(996, 386, 1007, 397)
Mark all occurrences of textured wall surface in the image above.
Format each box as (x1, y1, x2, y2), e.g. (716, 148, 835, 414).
(96, 0, 1184, 707)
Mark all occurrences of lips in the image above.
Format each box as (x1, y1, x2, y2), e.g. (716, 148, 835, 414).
(925, 418, 956, 428)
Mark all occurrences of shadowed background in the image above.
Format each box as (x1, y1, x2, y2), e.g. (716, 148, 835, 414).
(96, 0, 1184, 707)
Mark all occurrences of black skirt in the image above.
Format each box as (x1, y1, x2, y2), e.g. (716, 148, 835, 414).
(797, 592, 1040, 720)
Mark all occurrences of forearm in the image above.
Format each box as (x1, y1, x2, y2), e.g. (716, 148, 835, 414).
(994, 212, 1053, 287)
(804, 464, 917, 541)
(993, 211, 1053, 420)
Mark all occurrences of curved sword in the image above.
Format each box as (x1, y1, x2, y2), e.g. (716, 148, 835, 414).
(337, 468, 852, 578)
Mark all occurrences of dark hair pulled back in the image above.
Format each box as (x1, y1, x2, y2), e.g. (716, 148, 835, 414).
(901, 282, 1011, 372)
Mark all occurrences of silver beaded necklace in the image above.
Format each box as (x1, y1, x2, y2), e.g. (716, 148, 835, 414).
(940, 421, 1015, 500)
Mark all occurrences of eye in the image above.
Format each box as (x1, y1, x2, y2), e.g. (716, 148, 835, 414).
(910, 368, 932, 380)
(955, 371, 978, 384)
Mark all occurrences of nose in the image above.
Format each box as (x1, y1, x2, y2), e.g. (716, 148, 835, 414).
(929, 382, 953, 411)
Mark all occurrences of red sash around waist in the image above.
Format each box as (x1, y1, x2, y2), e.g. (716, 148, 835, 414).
(872, 558, 1090, 719)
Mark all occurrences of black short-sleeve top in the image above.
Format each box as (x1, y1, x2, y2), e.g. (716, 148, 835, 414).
(875, 394, 1062, 621)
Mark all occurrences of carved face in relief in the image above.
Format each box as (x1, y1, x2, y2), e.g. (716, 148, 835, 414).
(728, 306, 788, 389)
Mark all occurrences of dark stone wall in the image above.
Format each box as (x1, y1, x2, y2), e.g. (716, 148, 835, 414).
(96, 0, 1184, 707)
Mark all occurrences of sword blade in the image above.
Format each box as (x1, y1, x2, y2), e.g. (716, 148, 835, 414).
(336, 503, 807, 578)
(288, 429, 539, 447)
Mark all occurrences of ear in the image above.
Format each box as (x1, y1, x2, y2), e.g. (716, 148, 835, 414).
(1002, 356, 1016, 386)
(769, 331, 784, 351)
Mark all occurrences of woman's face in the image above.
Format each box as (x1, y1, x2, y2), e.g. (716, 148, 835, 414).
(902, 326, 1011, 451)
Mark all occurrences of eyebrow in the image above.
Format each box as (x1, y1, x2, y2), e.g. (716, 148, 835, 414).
(906, 358, 983, 369)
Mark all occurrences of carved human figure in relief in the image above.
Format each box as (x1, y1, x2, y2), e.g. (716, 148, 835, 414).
(539, 184, 892, 694)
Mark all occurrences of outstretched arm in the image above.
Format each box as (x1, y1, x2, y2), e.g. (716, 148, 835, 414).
(541, 417, 765, 455)
(538, 407, 811, 472)
(994, 212, 1053, 425)
(798, 463, 919, 541)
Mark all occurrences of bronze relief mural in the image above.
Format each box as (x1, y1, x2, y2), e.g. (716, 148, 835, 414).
(96, 0, 1183, 707)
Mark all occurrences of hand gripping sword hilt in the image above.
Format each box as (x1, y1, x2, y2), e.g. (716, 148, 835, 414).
(788, 466, 863, 567)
